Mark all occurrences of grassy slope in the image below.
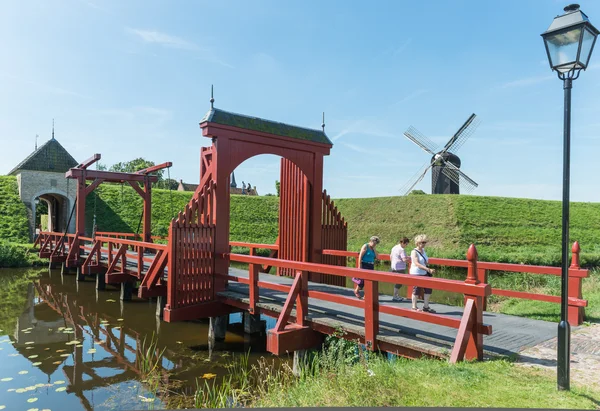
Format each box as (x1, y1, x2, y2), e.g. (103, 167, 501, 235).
(0, 176, 29, 242)
(252, 357, 599, 408)
(84, 184, 279, 244)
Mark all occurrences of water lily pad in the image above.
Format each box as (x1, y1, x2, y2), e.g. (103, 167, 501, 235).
(138, 395, 155, 403)
(63, 328, 73, 332)
(57, 327, 65, 331)
(55, 387, 66, 392)
(18, 371, 28, 375)
(35, 383, 45, 388)
(201, 373, 217, 379)
(27, 398, 38, 403)
(0, 348, 3, 350)
(26, 347, 35, 350)
(0, 406, 5, 410)
(0, 378, 13, 382)
(55, 349, 65, 353)
(59, 354, 70, 357)
(76, 344, 83, 348)
(52, 361, 61, 365)
(15, 388, 26, 393)
(24, 331, 31, 334)
(87, 349, 96, 354)
(8, 354, 18, 357)
(176, 341, 182, 344)
(117, 318, 124, 321)
(106, 299, 116, 303)
(25, 386, 36, 390)
(44, 348, 50, 351)
(53, 380, 65, 385)
(7, 388, 15, 392)
(32, 362, 42, 366)
(27, 408, 39, 411)
(28, 355, 38, 359)
(24, 342, 35, 345)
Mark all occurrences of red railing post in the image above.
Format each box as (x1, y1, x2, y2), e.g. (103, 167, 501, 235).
(296, 270, 308, 327)
(465, 244, 483, 360)
(108, 241, 113, 267)
(138, 245, 144, 279)
(249, 263, 259, 314)
(568, 241, 584, 325)
(476, 267, 487, 311)
(364, 278, 379, 351)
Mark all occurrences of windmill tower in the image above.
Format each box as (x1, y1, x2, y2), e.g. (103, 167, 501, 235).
(401, 113, 480, 195)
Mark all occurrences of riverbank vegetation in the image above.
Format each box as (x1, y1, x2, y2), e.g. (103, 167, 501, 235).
(163, 334, 599, 409)
(0, 176, 29, 243)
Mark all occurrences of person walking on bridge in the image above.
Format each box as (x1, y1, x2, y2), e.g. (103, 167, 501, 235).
(391, 237, 411, 302)
(353, 236, 380, 299)
(409, 234, 436, 313)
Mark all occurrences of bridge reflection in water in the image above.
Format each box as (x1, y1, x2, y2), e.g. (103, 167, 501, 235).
(11, 270, 278, 411)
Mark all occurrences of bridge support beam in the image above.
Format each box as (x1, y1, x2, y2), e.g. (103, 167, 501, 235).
(120, 281, 134, 302)
(292, 349, 309, 377)
(156, 296, 166, 319)
(96, 272, 106, 291)
(243, 312, 263, 335)
(267, 325, 323, 356)
(76, 267, 86, 282)
(208, 315, 229, 342)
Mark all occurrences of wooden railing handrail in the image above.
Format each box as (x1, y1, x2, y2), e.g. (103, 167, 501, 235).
(229, 241, 279, 250)
(321, 248, 589, 277)
(94, 236, 167, 251)
(225, 253, 491, 297)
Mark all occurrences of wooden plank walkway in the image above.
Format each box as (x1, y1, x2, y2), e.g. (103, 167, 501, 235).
(221, 266, 560, 359)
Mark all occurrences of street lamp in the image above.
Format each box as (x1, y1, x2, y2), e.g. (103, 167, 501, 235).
(541, 4, 598, 391)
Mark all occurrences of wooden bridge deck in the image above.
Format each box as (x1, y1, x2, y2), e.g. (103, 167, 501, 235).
(222, 267, 558, 359)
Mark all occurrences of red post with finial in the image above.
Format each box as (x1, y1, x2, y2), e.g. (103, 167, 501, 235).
(568, 241, 584, 325)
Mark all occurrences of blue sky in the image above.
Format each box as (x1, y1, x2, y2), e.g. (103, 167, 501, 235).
(2, 0, 600, 201)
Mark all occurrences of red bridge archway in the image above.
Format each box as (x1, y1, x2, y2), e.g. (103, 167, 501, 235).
(164, 104, 347, 321)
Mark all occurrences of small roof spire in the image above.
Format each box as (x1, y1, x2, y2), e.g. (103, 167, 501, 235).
(52, 119, 55, 140)
(210, 84, 215, 109)
(230, 171, 237, 188)
(321, 112, 325, 132)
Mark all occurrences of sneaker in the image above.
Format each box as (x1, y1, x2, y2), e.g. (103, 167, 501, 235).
(392, 296, 405, 302)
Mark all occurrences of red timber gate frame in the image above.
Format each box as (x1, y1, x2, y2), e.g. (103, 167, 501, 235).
(163, 101, 348, 321)
(65, 154, 172, 263)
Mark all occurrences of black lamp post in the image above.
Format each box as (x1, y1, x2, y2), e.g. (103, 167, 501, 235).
(541, 4, 598, 391)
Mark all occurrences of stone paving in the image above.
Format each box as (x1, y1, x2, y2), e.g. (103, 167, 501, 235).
(516, 323, 600, 390)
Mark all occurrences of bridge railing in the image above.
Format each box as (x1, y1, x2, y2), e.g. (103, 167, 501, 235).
(219, 244, 490, 363)
(321, 242, 588, 326)
(229, 241, 279, 273)
(95, 231, 167, 242)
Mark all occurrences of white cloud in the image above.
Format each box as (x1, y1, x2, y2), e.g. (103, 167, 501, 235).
(127, 28, 198, 50)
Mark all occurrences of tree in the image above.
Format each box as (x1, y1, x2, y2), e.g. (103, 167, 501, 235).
(409, 189, 427, 195)
(275, 180, 280, 197)
(109, 158, 164, 181)
(156, 178, 179, 190)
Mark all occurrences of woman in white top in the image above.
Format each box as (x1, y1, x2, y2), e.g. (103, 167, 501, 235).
(409, 234, 436, 313)
(390, 237, 410, 302)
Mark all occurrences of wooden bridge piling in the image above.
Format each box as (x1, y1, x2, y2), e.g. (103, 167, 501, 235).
(209, 315, 229, 342)
(243, 312, 263, 335)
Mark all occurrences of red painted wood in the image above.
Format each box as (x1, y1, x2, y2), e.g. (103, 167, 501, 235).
(274, 273, 302, 332)
(450, 298, 475, 364)
(364, 279, 379, 350)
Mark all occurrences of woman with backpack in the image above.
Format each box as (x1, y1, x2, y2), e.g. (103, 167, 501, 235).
(409, 234, 436, 312)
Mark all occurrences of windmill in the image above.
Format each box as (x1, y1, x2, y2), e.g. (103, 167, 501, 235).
(400, 113, 481, 195)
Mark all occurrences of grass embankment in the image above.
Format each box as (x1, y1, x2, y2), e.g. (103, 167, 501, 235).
(335, 194, 600, 266)
(0, 176, 29, 243)
(175, 335, 600, 409)
(84, 184, 279, 245)
(0, 176, 44, 267)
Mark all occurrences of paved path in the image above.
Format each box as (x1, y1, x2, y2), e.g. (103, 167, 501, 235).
(516, 323, 600, 390)
(222, 267, 561, 358)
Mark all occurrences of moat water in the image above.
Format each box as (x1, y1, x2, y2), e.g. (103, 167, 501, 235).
(0, 267, 279, 411)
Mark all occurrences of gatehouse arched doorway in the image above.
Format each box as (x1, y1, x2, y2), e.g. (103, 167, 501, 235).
(163, 104, 348, 322)
(32, 189, 74, 234)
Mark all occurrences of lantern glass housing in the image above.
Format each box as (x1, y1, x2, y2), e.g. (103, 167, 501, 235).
(542, 4, 599, 74)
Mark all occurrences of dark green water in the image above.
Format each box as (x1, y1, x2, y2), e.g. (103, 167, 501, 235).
(0, 268, 279, 411)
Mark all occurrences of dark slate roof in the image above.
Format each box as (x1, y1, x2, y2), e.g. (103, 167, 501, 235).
(200, 108, 332, 145)
(8, 138, 78, 175)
